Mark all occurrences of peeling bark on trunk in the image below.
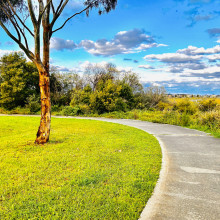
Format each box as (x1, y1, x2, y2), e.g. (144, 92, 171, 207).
(35, 5, 51, 145)
(35, 66, 51, 144)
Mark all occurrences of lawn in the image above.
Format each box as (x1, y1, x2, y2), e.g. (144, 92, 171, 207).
(0, 116, 161, 219)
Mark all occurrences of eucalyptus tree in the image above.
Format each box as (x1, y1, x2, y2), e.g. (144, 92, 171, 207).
(0, 0, 117, 144)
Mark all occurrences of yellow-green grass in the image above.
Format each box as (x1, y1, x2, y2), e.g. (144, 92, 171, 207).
(0, 116, 161, 219)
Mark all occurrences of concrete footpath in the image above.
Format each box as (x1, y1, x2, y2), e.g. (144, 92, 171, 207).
(72, 117, 220, 220)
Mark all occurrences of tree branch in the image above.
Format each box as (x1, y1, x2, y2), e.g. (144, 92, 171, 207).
(0, 4, 21, 42)
(52, 5, 91, 35)
(14, 18, 30, 50)
(27, 0, 37, 28)
(49, 0, 69, 33)
(55, 0, 64, 15)
(6, 0, 34, 37)
(0, 20, 34, 61)
(38, 0, 53, 25)
(51, 0, 55, 16)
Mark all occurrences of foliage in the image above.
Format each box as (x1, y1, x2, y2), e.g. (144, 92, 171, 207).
(94, 98, 220, 138)
(0, 52, 39, 109)
(173, 98, 198, 114)
(199, 98, 218, 111)
(89, 79, 132, 114)
(0, 0, 25, 22)
(25, 94, 41, 113)
(0, 116, 161, 219)
(70, 85, 92, 107)
(50, 68, 84, 106)
(120, 72, 143, 93)
(61, 106, 81, 116)
(70, 65, 137, 114)
(139, 86, 167, 109)
(85, 0, 118, 15)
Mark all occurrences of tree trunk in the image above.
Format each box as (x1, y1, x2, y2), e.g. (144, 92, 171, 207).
(35, 5, 51, 145)
(35, 65, 51, 144)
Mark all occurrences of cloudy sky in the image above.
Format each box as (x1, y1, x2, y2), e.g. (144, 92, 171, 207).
(1, 0, 220, 94)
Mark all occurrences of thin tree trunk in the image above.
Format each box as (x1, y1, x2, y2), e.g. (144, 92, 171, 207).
(35, 3, 51, 144)
(35, 65, 51, 144)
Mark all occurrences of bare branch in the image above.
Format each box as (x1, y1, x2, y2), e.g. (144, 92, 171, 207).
(0, 20, 34, 61)
(38, 0, 53, 25)
(38, 0, 44, 25)
(51, 0, 55, 16)
(50, 0, 99, 38)
(27, 0, 37, 28)
(49, 0, 69, 32)
(0, 4, 21, 42)
(6, 0, 34, 37)
(52, 5, 92, 34)
(55, 0, 64, 15)
(14, 18, 29, 50)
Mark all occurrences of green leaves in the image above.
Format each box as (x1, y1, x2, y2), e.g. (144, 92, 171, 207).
(0, 0, 24, 22)
(0, 52, 38, 109)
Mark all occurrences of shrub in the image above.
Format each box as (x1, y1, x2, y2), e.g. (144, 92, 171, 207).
(180, 111, 191, 126)
(61, 106, 79, 116)
(199, 99, 218, 112)
(51, 105, 62, 112)
(173, 98, 197, 115)
(198, 110, 220, 127)
(140, 86, 167, 109)
(79, 104, 91, 115)
(157, 101, 171, 111)
(26, 94, 41, 113)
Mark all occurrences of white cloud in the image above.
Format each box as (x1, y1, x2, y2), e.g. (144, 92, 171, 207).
(183, 65, 220, 76)
(79, 29, 165, 56)
(138, 65, 154, 69)
(50, 37, 77, 51)
(79, 60, 109, 69)
(79, 60, 133, 73)
(67, 0, 84, 9)
(139, 44, 220, 93)
(50, 29, 167, 56)
(135, 43, 167, 51)
(206, 54, 220, 61)
(144, 53, 202, 63)
(51, 65, 71, 72)
(177, 45, 220, 55)
(0, 49, 20, 57)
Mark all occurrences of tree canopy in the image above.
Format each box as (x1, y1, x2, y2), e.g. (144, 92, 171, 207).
(0, 52, 39, 109)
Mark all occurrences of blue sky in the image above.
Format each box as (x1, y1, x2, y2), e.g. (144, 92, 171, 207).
(1, 0, 220, 94)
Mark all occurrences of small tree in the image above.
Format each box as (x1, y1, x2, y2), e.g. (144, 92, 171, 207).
(0, 0, 118, 144)
(84, 63, 117, 91)
(0, 52, 39, 109)
(141, 86, 167, 109)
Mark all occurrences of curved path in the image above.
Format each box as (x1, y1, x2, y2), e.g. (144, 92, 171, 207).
(71, 117, 220, 220)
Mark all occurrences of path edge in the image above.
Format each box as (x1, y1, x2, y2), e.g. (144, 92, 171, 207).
(139, 136, 169, 220)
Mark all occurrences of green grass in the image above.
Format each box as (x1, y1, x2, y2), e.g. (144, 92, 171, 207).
(0, 116, 161, 219)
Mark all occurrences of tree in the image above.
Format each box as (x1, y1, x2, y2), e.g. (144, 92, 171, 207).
(50, 69, 84, 106)
(84, 63, 117, 91)
(0, 0, 118, 144)
(0, 52, 39, 109)
(121, 72, 143, 94)
(70, 64, 136, 114)
(141, 86, 167, 109)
